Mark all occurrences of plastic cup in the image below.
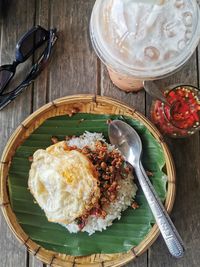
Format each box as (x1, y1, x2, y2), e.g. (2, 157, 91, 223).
(90, 0, 200, 92)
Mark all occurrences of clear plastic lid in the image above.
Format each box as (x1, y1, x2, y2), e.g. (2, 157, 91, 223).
(90, 0, 200, 79)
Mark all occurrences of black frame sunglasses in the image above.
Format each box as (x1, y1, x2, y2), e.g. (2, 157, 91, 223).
(0, 25, 57, 110)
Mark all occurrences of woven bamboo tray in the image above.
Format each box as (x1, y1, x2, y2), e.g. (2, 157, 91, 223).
(0, 94, 176, 267)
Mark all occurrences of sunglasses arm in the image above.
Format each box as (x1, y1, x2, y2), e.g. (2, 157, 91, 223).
(0, 76, 34, 110)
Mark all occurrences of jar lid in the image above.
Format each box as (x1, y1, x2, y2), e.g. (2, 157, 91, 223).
(90, 0, 200, 78)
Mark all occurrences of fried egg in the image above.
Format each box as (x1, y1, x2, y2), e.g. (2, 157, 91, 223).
(28, 141, 100, 224)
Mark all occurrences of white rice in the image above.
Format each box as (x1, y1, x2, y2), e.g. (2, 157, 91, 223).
(62, 132, 137, 235)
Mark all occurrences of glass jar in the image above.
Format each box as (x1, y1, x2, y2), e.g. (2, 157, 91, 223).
(151, 85, 200, 137)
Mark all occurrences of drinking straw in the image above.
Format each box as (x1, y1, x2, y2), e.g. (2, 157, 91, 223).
(146, 0, 165, 28)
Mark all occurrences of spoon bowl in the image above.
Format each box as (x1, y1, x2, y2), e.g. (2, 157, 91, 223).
(108, 120, 142, 166)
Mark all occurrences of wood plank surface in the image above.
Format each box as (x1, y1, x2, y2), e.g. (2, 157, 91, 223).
(28, 2, 49, 266)
(0, 1, 200, 267)
(100, 64, 147, 267)
(198, 45, 200, 88)
(46, 0, 97, 101)
(32, 0, 50, 112)
(0, 1, 35, 267)
(29, 253, 45, 267)
(146, 50, 200, 267)
(32, 1, 98, 266)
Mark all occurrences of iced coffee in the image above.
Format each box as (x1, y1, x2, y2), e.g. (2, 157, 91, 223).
(90, 0, 200, 92)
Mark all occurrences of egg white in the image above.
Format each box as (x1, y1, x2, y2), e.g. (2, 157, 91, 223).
(28, 142, 100, 224)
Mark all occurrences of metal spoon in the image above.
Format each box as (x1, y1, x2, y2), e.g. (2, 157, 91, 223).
(108, 120, 185, 258)
(143, 80, 171, 107)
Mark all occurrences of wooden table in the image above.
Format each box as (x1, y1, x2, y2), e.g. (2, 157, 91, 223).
(0, 1, 200, 267)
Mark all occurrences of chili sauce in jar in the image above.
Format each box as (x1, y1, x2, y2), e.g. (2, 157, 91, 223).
(151, 85, 200, 137)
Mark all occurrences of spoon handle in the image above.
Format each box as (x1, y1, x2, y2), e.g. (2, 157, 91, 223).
(135, 162, 185, 258)
(143, 80, 170, 106)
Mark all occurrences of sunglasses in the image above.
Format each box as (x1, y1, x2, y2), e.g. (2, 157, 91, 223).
(0, 25, 57, 110)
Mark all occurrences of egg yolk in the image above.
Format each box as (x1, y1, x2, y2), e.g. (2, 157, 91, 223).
(62, 171, 75, 185)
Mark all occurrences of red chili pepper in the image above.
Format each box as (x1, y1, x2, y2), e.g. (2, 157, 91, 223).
(192, 112, 199, 122)
(152, 86, 200, 136)
(89, 207, 102, 217)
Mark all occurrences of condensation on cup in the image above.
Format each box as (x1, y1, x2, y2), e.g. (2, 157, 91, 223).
(90, 0, 200, 92)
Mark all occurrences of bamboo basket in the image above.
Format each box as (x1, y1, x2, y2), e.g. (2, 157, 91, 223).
(0, 95, 176, 267)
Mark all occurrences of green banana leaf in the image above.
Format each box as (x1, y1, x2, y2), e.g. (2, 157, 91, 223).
(8, 114, 167, 256)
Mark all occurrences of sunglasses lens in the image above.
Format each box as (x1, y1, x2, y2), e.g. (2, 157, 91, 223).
(0, 69, 13, 92)
(20, 27, 48, 59)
